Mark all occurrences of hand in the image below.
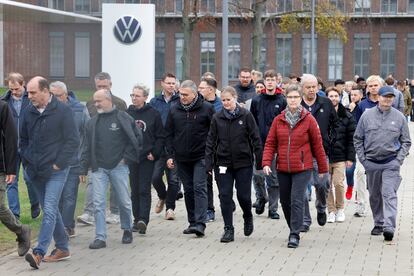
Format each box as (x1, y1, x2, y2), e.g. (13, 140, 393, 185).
(166, 158, 175, 169)
(5, 175, 16, 184)
(52, 164, 60, 170)
(147, 153, 154, 161)
(318, 173, 325, 179)
(239, 103, 246, 108)
(263, 166, 272, 175)
(79, 175, 86, 183)
(346, 161, 353, 168)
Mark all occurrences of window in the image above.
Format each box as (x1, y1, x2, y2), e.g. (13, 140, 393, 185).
(380, 34, 396, 78)
(48, 0, 64, 10)
(125, 0, 140, 3)
(276, 0, 292, 12)
(149, 0, 165, 14)
(155, 33, 165, 79)
(381, 0, 397, 13)
(407, 35, 414, 79)
(355, 0, 370, 13)
(201, 0, 215, 14)
(74, 0, 90, 13)
(175, 33, 184, 81)
(175, 0, 183, 14)
(200, 33, 216, 76)
(302, 35, 317, 74)
(354, 34, 370, 78)
(228, 34, 241, 80)
(276, 34, 292, 76)
(409, 0, 414, 13)
(330, 0, 345, 11)
(75, 32, 90, 78)
(49, 32, 64, 77)
(328, 39, 343, 80)
(256, 35, 267, 73)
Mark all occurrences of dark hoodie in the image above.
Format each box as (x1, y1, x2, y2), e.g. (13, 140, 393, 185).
(165, 94, 215, 162)
(234, 81, 256, 104)
(127, 103, 165, 161)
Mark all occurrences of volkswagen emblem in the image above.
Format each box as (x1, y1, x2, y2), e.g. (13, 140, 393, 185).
(113, 16, 142, 44)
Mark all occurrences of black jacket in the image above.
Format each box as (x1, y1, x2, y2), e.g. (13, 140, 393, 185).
(0, 100, 17, 174)
(329, 104, 356, 163)
(205, 107, 262, 172)
(165, 94, 215, 162)
(20, 96, 79, 180)
(234, 81, 256, 104)
(250, 93, 287, 146)
(301, 95, 338, 156)
(80, 109, 143, 174)
(126, 104, 165, 162)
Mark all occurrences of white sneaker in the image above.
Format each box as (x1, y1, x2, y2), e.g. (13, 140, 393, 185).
(106, 213, 120, 224)
(354, 203, 366, 217)
(165, 209, 176, 220)
(77, 213, 94, 225)
(336, 209, 345, 222)
(327, 212, 336, 223)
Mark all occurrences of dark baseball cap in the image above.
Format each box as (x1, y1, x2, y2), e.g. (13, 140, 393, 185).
(378, 86, 395, 97)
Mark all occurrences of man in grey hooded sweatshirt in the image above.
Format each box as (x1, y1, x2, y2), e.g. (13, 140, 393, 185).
(354, 86, 411, 242)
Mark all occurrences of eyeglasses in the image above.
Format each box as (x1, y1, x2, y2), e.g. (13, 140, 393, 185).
(130, 94, 140, 98)
(286, 96, 301, 99)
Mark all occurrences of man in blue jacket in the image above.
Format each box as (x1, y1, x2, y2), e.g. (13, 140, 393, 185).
(0, 72, 40, 219)
(21, 76, 80, 269)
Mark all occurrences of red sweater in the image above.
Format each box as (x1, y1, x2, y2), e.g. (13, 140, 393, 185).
(262, 109, 328, 174)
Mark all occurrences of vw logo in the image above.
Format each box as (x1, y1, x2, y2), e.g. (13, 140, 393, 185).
(113, 16, 142, 44)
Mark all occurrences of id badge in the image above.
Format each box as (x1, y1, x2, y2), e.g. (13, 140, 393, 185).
(219, 166, 227, 174)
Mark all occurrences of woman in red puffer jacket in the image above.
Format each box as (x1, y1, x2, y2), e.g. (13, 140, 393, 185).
(262, 84, 328, 249)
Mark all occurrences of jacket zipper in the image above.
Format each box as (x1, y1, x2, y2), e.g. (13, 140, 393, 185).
(287, 127, 292, 172)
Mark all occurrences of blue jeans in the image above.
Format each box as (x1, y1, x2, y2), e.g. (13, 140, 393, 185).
(91, 163, 132, 241)
(59, 166, 81, 229)
(33, 168, 70, 256)
(176, 159, 207, 229)
(346, 162, 356, 187)
(7, 155, 39, 217)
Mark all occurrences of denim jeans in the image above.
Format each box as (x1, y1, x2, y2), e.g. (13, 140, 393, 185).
(32, 168, 70, 256)
(345, 162, 356, 188)
(152, 156, 180, 210)
(176, 159, 207, 229)
(0, 173, 22, 234)
(7, 155, 39, 217)
(303, 158, 330, 227)
(59, 166, 81, 229)
(91, 163, 132, 241)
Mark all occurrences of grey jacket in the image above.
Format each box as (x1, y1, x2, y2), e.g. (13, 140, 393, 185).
(354, 105, 411, 165)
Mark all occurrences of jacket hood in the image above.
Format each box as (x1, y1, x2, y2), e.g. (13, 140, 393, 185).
(216, 105, 248, 120)
(127, 103, 152, 113)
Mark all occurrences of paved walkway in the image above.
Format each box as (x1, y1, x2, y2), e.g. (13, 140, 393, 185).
(1, 126, 414, 276)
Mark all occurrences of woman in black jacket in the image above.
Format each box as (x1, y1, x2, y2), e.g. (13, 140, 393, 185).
(127, 84, 165, 234)
(205, 86, 262, 243)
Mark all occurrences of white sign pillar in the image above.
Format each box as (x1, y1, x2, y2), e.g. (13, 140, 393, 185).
(102, 4, 155, 104)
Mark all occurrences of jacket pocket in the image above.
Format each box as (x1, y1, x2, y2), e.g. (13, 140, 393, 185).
(301, 151, 305, 169)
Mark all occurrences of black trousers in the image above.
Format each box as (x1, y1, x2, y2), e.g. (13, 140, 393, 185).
(151, 156, 180, 210)
(129, 159, 155, 225)
(215, 166, 253, 227)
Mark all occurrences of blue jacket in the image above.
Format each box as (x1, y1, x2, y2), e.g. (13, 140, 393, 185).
(67, 91, 90, 165)
(149, 93, 179, 126)
(1, 89, 31, 149)
(354, 93, 378, 123)
(206, 96, 223, 112)
(20, 95, 80, 181)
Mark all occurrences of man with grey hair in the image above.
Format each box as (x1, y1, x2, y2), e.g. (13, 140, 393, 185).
(50, 81, 90, 237)
(78, 72, 126, 226)
(80, 89, 142, 249)
(300, 74, 337, 231)
(165, 80, 215, 237)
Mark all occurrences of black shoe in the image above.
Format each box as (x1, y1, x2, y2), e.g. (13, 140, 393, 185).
(122, 230, 133, 244)
(383, 231, 394, 241)
(89, 239, 106, 249)
(31, 203, 41, 219)
(220, 226, 234, 243)
(16, 225, 31, 256)
(176, 191, 184, 200)
(255, 200, 265, 215)
(268, 210, 280, 219)
(136, 221, 147, 234)
(244, 217, 254, 236)
(252, 199, 259, 208)
(183, 226, 196, 235)
(287, 236, 299, 248)
(190, 226, 205, 237)
(317, 212, 327, 226)
(300, 225, 310, 233)
(132, 223, 139, 232)
(371, 226, 384, 236)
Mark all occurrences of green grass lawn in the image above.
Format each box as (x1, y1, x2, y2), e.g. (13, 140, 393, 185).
(0, 169, 86, 254)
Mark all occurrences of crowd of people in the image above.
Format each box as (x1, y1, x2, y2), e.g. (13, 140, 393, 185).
(0, 68, 411, 269)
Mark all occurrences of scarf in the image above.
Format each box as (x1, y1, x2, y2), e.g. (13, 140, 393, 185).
(223, 104, 241, 120)
(285, 105, 302, 129)
(181, 93, 199, 111)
